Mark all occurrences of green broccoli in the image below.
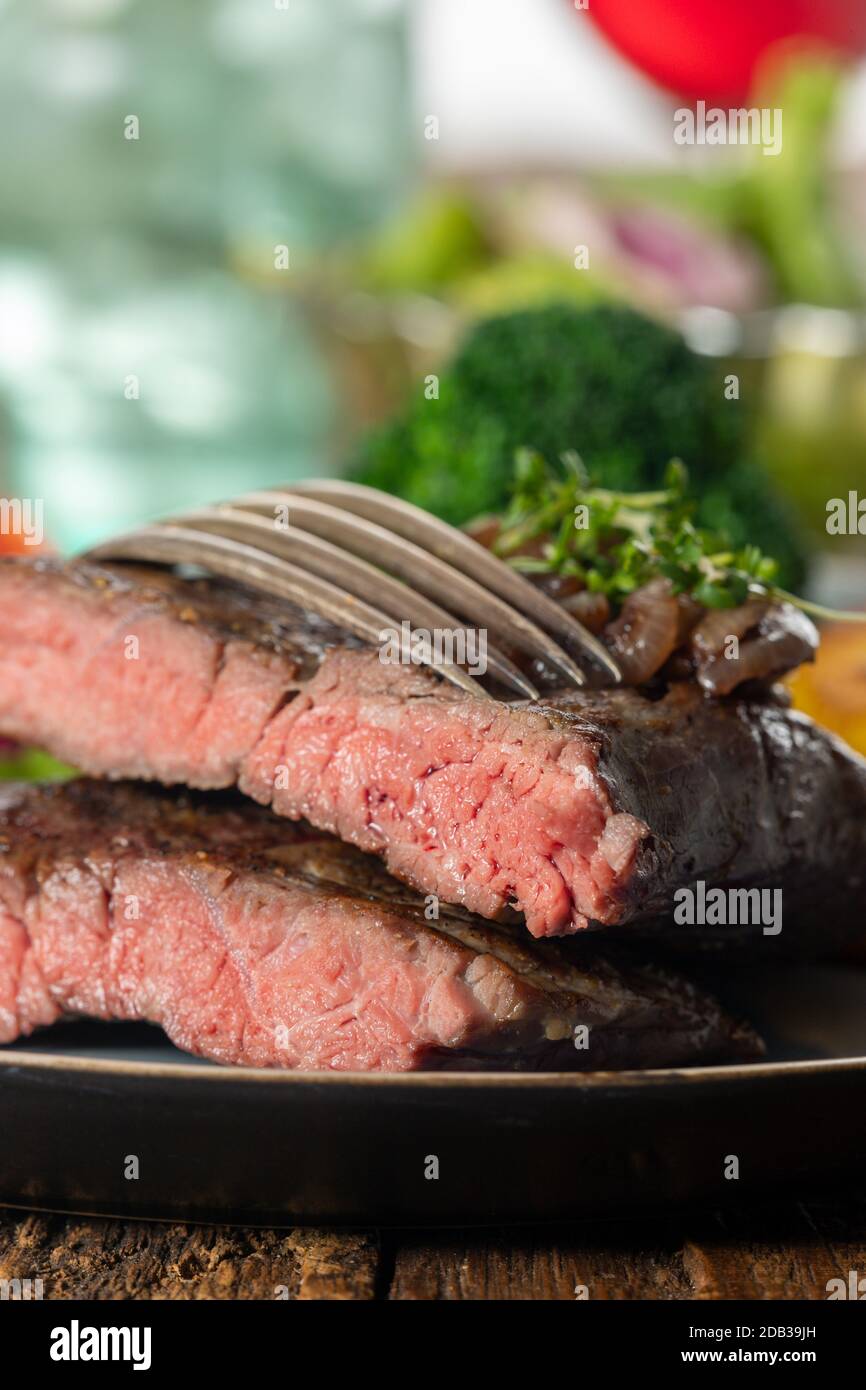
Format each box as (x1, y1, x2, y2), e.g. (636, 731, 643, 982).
(350, 303, 808, 588)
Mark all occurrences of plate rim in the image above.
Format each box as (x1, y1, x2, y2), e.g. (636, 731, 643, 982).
(3, 1047, 866, 1087)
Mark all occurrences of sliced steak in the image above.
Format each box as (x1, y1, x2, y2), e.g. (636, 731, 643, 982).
(0, 780, 759, 1071)
(0, 557, 864, 946)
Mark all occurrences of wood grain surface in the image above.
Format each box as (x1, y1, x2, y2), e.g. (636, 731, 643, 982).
(3, 1192, 865, 1299)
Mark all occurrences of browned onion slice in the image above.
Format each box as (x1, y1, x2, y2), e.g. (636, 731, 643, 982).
(560, 589, 611, 634)
(690, 599, 818, 695)
(603, 578, 681, 685)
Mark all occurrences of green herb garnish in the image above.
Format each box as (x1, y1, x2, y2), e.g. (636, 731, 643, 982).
(493, 450, 863, 622)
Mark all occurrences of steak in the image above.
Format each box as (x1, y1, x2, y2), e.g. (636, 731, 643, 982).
(0, 780, 758, 1071)
(0, 557, 864, 946)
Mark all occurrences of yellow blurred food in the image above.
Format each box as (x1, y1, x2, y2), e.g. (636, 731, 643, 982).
(788, 623, 866, 756)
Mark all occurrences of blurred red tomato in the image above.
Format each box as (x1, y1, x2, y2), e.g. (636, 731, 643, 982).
(0, 502, 49, 554)
(0, 531, 35, 555)
(585, 0, 866, 104)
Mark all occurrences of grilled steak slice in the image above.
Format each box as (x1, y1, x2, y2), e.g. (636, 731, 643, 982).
(0, 557, 864, 945)
(0, 780, 759, 1071)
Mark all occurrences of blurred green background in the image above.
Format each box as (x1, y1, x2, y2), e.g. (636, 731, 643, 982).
(1, 0, 864, 570)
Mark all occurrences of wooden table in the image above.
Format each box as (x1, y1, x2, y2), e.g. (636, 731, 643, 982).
(3, 1191, 865, 1299)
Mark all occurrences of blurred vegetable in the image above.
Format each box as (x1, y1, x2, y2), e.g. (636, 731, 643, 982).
(0, 511, 49, 556)
(348, 179, 765, 322)
(0, 533, 37, 556)
(743, 57, 859, 307)
(585, 0, 866, 105)
(601, 53, 862, 307)
(452, 253, 623, 316)
(361, 189, 491, 294)
(0, 748, 77, 782)
(788, 624, 866, 756)
(351, 303, 809, 587)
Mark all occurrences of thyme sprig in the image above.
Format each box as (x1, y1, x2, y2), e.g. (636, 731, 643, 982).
(492, 449, 864, 620)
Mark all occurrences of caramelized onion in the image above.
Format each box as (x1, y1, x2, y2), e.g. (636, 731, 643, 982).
(603, 578, 681, 685)
(466, 518, 502, 550)
(673, 592, 704, 645)
(560, 589, 610, 634)
(690, 600, 818, 696)
(470, 514, 819, 697)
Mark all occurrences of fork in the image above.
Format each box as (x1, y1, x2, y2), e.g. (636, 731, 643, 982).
(85, 481, 622, 700)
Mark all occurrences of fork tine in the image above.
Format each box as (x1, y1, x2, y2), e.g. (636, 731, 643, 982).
(285, 480, 622, 683)
(175, 506, 540, 699)
(85, 524, 491, 700)
(231, 488, 591, 689)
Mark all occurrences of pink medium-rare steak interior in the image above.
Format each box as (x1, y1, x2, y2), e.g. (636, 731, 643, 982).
(241, 648, 648, 933)
(0, 558, 295, 788)
(4, 557, 866, 954)
(0, 559, 648, 937)
(0, 781, 760, 1071)
(0, 782, 575, 1071)
(0, 857, 520, 1072)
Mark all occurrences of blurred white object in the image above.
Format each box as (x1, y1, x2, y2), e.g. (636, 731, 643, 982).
(411, 0, 676, 169)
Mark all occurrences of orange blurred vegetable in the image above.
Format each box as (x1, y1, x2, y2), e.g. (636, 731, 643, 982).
(0, 532, 38, 555)
(788, 623, 866, 757)
(0, 500, 49, 555)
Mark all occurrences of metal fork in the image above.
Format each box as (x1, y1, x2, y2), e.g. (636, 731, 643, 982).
(85, 481, 622, 700)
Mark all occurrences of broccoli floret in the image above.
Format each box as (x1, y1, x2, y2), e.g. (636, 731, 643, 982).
(351, 304, 808, 588)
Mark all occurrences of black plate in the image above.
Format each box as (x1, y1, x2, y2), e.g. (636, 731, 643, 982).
(2, 965, 865, 1226)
